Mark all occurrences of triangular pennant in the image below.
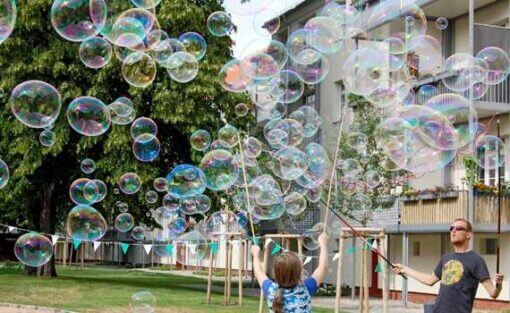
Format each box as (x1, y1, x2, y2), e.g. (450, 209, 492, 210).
(271, 244, 281, 255)
(333, 253, 340, 261)
(7, 226, 15, 232)
(372, 240, 379, 251)
(303, 256, 312, 265)
(73, 239, 81, 250)
(120, 243, 129, 255)
(252, 237, 260, 246)
(189, 244, 197, 253)
(165, 244, 173, 255)
(375, 262, 382, 273)
(143, 244, 153, 254)
(51, 235, 59, 246)
(93, 241, 101, 252)
(265, 238, 273, 247)
(345, 247, 356, 255)
(209, 242, 218, 256)
(365, 239, 374, 250)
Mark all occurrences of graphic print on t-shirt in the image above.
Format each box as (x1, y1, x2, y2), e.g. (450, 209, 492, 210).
(441, 259, 464, 285)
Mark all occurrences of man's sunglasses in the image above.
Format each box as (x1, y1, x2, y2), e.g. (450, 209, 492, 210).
(450, 226, 467, 232)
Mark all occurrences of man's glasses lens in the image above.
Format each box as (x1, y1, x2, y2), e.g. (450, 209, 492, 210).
(450, 226, 467, 232)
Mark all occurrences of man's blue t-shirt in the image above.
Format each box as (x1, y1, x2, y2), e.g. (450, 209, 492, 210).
(262, 277, 318, 313)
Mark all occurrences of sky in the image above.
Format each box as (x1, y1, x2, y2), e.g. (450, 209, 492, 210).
(226, 0, 305, 58)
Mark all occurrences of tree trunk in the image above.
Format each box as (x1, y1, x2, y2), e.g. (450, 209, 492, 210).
(40, 181, 57, 277)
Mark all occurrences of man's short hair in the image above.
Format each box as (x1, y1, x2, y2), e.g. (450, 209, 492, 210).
(452, 218, 473, 232)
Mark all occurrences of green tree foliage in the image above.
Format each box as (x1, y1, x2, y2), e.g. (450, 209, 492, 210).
(0, 0, 247, 276)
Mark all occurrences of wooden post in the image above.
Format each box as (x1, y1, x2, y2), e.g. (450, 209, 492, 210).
(62, 240, 67, 267)
(380, 232, 388, 313)
(238, 241, 244, 306)
(285, 239, 290, 251)
(69, 242, 74, 266)
(227, 240, 233, 304)
(363, 237, 369, 313)
(80, 243, 85, 270)
(297, 237, 303, 257)
(224, 240, 230, 305)
(359, 242, 365, 313)
(334, 231, 345, 313)
(258, 243, 270, 313)
(206, 247, 214, 304)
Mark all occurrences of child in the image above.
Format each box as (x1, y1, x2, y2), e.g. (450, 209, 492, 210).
(251, 233, 329, 313)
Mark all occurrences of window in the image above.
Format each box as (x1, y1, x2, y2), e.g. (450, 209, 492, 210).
(478, 137, 505, 186)
(412, 241, 420, 257)
(481, 238, 498, 255)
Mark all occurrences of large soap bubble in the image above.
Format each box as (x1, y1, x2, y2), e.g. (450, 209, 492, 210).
(205, 210, 242, 241)
(133, 134, 160, 162)
(131, 117, 158, 139)
(199, 149, 240, 191)
(475, 135, 505, 170)
(0, 159, 9, 189)
(166, 164, 206, 198)
(190, 129, 211, 151)
(284, 192, 307, 216)
(69, 178, 97, 205)
(272, 146, 310, 181)
(122, 52, 157, 88)
(218, 59, 254, 93)
(130, 291, 156, 313)
(14, 232, 53, 267)
(166, 52, 199, 83)
(50, 0, 107, 42)
(153, 177, 169, 192)
(0, 0, 16, 45)
(67, 96, 111, 136)
(39, 130, 56, 147)
(66, 205, 107, 241)
(476, 47, 510, 85)
(119, 173, 142, 195)
(115, 212, 135, 233)
(175, 231, 208, 265)
(131, 226, 145, 241)
(79, 36, 113, 69)
(207, 11, 233, 37)
(178, 32, 207, 61)
(9, 80, 61, 129)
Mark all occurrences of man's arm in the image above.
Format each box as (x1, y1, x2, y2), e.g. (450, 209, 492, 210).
(312, 233, 329, 285)
(251, 245, 269, 287)
(392, 264, 440, 286)
(482, 274, 504, 299)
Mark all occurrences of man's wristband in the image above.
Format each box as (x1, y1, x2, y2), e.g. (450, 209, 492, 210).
(496, 282, 502, 288)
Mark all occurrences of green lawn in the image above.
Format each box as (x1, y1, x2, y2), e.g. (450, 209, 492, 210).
(0, 264, 337, 313)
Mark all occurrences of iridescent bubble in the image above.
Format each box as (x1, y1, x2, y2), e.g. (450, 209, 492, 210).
(199, 149, 239, 191)
(442, 53, 487, 92)
(242, 52, 279, 80)
(435, 17, 448, 30)
(476, 47, 510, 85)
(250, 174, 283, 206)
(145, 190, 158, 204)
(218, 59, 254, 93)
(66, 204, 107, 241)
(276, 70, 304, 104)
(289, 106, 322, 138)
(291, 54, 330, 85)
(408, 35, 443, 74)
(67, 96, 111, 137)
(253, 10, 280, 35)
(39, 130, 55, 147)
(475, 135, 505, 170)
(92, 179, 107, 202)
(286, 28, 322, 65)
(109, 104, 136, 126)
(119, 172, 142, 195)
(181, 194, 211, 215)
(241, 38, 288, 69)
(69, 178, 97, 205)
(205, 210, 242, 241)
(235, 103, 249, 117)
(178, 32, 207, 61)
(351, 193, 372, 212)
(131, 226, 145, 241)
(9, 80, 61, 129)
(0, 0, 16, 45)
(50, 0, 106, 42)
(116, 201, 128, 213)
(175, 231, 208, 264)
(365, 170, 381, 188)
(14, 232, 53, 267)
(338, 175, 363, 196)
(304, 16, 343, 54)
(162, 192, 181, 211)
(111, 8, 159, 49)
(131, 117, 157, 139)
(272, 146, 310, 181)
(80, 158, 96, 174)
(166, 52, 199, 83)
(207, 11, 233, 37)
(122, 52, 157, 88)
(110, 97, 133, 117)
(210, 139, 232, 151)
(416, 85, 439, 104)
(297, 143, 331, 189)
(79, 37, 112, 69)
(218, 124, 239, 147)
(130, 291, 156, 313)
(244, 137, 262, 157)
(284, 192, 307, 216)
(190, 129, 211, 151)
(166, 164, 206, 197)
(115, 212, 135, 233)
(133, 134, 160, 162)
(343, 48, 389, 96)
(153, 177, 168, 192)
(274, 118, 305, 147)
(319, 3, 358, 26)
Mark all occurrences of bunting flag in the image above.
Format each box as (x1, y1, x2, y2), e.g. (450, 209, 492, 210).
(7, 226, 15, 232)
(209, 242, 218, 256)
(51, 235, 59, 246)
(143, 244, 153, 254)
(270, 244, 281, 255)
(120, 243, 129, 255)
(189, 244, 197, 253)
(265, 238, 273, 247)
(252, 237, 260, 246)
(165, 244, 173, 255)
(375, 261, 382, 273)
(372, 239, 379, 251)
(73, 239, 81, 250)
(333, 253, 340, 261)
(345, 246, 356, 255)
(93, 241, 101, 252)
(303, 256, 312, 265)
(365, 239, 374, 250)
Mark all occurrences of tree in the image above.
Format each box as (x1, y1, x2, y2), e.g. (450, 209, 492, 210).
(0, 0, 246, 276)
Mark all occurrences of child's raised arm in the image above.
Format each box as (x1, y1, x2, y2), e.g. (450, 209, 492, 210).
(312, 232, 329, 285)
(251, 244, 269, 287)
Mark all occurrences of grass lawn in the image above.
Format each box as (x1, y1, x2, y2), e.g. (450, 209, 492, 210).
(0, 264, 337, 313)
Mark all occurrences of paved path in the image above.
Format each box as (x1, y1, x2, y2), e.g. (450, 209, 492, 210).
(0, 303, 76, 313)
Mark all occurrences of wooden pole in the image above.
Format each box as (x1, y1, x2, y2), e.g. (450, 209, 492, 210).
(334, 231, 345, 313)
(80, 243, 85, 270)
(206, 247, 214, 304)
(364, 238, 369, 313)
(359, 243, 365, 313)
(298, 237, 303, 257)
(224, 240, 230, 305)
(227, 240, 233, 304)
(258, 243, 270, 313)
(239, 241, 244, 306)
(380, 232, 388, 313)
(63, 240, 67, 267)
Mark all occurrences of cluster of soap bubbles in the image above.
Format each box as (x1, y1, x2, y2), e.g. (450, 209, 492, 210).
(131, 117, 160, 162)
(50, 0, 206, 86)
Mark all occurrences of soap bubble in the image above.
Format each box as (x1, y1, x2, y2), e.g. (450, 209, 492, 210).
(289, 106, 322, 138)
(199, 149, 239, 191)
(291, 54, 330, 85)
(39, 130, 56, 147)
(166, 52, 199, 83)
(131, 117, 157, 139)
(218, 124, 239, 147)
(66, 205, 107, 241)
(79, 37, 112, 69)
(69, 178, 97, 205)
(175, 231, 208, 265)
(319, 2, 358, 26)
(276, 70, 304, 104)
(122, 52, 157, 88)
(9, 80, 61, 129)
(408, 35, 443, 74)
(250, 174, 283, 206)
(0, 0, 16, 45)
(181, 194, 211, 215)
(50, 0, 106, 42)
(224, 0, 269, 16)
(243, 52, 279, 80)
(110, 105, 136, 126)
(350, 193, 372, 212)
(297, 143, 331, 189)
(205, 210, 242, 241)
(284, 192, 307, 216)
(475, 135, 505, 170)
(207, 11, 233, 37)
(111, 8, 159, 49)
(435, 17, 448, 30)
(130, 291, 156, 313)
(67, 96, 111, 136)
(365, 170, 381, 188)
(476, 47, 510, 85)
(145, 190, 158, 204)
(241, 38, 288, 69)
(14, 232, 53, 267)
(153, 177, 168, 192)
(244, 137, 262, 157)
(131, 226, 145, 241)
(166, 164, 206, 197)
(162, 193, 181, 211)
(218, 59, 254, 93)
(442, 53, 486, 92)
(210, 140, 232, 151)
(190, 129, 211, 151)
(416, 85, 439, 104)
(81, 158, 96, 174)
(286, 28, 322, 65)
(304, 16, 343, 54)
(272, 146, 310, 180)
(119, 172, 142, 195)
(115, 212, 135, 233)
(178, 32, 207, 61)
(92, 179, 107, 202)
(133, 134, 160, 162)
(110, 97, 133, 117)
(235, 103, 249, 117)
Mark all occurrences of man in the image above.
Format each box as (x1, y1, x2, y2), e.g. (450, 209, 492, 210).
(392, 218, 504, 313)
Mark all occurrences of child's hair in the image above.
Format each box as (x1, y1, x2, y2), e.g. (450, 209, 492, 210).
(272, 251, 303, 313)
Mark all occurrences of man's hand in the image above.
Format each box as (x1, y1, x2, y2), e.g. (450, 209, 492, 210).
(251, 244, 261, 257)
(496, 273, 504, 285)
(391, 263, 407, 275)
(318, 232, 329, 247)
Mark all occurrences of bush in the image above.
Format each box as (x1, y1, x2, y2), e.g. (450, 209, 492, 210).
(0, 261, 24, 274)
(315, 283, 336, 297)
